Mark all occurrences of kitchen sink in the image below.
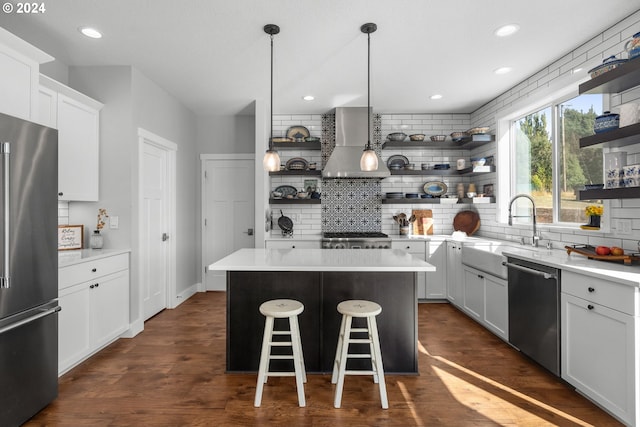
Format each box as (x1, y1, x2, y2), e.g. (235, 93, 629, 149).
(461, 241, 538, 279)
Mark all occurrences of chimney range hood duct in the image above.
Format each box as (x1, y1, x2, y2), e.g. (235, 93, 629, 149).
(322, 107, 390, 178)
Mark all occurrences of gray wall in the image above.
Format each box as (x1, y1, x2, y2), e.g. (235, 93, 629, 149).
(66, 65, 198, 329)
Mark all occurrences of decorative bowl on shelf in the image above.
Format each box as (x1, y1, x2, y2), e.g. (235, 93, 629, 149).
(450, 131, 470, 142)
(584, 184, 605, 190)
(594, 111, 620, 133)
(409, 134, 425, 141)
(430, 135, 446, 142)
(588, 55, 628, 78)
(471, 157, 486, 167)
(387, 132, 407, 141)
(467, 127, 489, 135)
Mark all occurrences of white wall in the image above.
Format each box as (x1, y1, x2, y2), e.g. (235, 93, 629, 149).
(131, 68, 198, 298)
(66, 65, 198, 329)
(469, 9, 640, 252)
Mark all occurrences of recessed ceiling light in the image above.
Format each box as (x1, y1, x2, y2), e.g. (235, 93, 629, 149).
(302, 95, 314, 101)
(79, 27, 102, 39)
(494, 24, 520, 37)
(494, 67, 512, 75)
(430, 94, 443, 100)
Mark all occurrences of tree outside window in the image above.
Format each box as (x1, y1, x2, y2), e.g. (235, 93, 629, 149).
(511, 94, 603, 225)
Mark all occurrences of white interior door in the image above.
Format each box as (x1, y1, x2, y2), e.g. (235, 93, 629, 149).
(203, 157, 255, 291)
(139, 129, 177, 320)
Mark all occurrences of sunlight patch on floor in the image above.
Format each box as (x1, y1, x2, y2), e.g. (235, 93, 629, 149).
(397, 381, 424, 427)
(417, 340, 594, 427)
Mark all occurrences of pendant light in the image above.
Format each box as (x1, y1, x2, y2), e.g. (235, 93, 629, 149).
(263, 24, 281, 171)
(360, 22, 378, 172)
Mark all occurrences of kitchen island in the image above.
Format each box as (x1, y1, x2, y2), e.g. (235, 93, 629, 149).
(208, 248, 435, 374)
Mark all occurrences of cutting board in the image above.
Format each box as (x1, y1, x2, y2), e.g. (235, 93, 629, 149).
(453, 210, 480, 235)
(412, 209, 433, 235)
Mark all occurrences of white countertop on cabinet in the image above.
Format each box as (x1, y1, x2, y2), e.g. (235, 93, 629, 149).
(58, 248, 131, 268)
(209, 248, 436, 272)
(265, 234, 322, 241)
(502, 246, 640, 288)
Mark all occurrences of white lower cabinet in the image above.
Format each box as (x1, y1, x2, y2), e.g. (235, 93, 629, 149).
(561, 270, 639, 426)
(446, 241, 463, 307)
(392, 241, 427, 299)
(58, 253, 130, 375)
(425, 239, 447, 299)
(461, 265, 508, 340)
(462, 267, 484, 321)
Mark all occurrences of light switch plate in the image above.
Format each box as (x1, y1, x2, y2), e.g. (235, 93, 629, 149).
(110, 215, 119, 229)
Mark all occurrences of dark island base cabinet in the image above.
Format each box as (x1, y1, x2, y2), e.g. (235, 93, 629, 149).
(226, 271, 417, 374)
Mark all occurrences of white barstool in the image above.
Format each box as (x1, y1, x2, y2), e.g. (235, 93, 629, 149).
(254, 299, 307, 407)
(331, 299, 388, 409)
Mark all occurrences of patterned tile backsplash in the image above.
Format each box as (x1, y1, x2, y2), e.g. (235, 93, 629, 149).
(321, 179, 382, 232)
(320, 112, 384, 232)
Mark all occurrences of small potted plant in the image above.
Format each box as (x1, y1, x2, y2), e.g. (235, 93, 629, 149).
(584, 205, 603, 229)
(90, 208, 109, 249)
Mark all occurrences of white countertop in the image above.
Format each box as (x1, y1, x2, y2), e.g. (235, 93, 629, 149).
(58, 248, 131, 268)
(502, 246, 640, 287)
(208, 248, 436, 272)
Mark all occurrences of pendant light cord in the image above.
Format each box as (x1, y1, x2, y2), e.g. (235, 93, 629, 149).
(367, 30, 371, 151)
(270, 33, 274, 150)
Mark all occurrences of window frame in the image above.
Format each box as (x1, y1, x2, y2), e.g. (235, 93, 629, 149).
(495, 84, 610, 232)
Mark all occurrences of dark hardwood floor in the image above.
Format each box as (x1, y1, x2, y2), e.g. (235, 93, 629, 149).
(26, 292, 622, 426)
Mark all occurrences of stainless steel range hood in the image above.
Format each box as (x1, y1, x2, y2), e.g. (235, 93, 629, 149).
(322, 107, 390, 178)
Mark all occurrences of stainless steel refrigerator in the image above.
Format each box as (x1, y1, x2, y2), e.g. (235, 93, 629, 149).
(0, 112, 59, 426)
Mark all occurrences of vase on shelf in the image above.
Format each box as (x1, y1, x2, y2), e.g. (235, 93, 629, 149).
(587, 215, 601, 229)
(90, 230, 103, 249)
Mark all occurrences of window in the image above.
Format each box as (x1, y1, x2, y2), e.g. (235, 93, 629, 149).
(509, 93, 604, 226)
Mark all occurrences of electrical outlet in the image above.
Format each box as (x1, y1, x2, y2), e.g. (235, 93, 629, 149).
(109, 215, 119, 229)
(619, 219, 632, 234)
(291, 213, 300, 223)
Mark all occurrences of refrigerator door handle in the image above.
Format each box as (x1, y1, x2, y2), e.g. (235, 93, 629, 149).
(0, 305, 61, 335)
(1, 142, 9, 289)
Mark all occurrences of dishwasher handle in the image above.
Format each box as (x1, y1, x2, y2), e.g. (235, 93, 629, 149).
(502, 261, 557, 280)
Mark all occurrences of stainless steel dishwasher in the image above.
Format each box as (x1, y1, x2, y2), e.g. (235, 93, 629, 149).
(504, 257, 561, 376)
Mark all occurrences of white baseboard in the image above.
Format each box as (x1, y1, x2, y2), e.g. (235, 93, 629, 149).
(122, 318, 144, 338)
(173, 282, 201, 307)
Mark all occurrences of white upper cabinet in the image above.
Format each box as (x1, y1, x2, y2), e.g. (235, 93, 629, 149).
(39, 75, 103, 201)
(0, 27, 53, 120)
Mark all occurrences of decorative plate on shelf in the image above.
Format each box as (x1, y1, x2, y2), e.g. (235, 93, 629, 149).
(423, 181, 448, 197)
(386, 155, 409, 169)
(272, 137, 293, 143)
(274, 185, 298, 197)
(286, 126, 310, 141)
(285, 157, 309, 170)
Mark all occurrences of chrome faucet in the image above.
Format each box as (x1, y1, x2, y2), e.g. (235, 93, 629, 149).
(508, 194, 539, 247)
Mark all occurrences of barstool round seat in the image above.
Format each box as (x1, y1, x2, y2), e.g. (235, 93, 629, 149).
(260, 299, 304, 318)
(337, 300, 382, 317)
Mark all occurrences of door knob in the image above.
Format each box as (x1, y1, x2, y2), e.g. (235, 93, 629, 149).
(244, 228, 254, 236)
(162, 233, 169, 241)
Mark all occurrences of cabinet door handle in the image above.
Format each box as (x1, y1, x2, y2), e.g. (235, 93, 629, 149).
(292, 245, 296, 248)
(90, 284, 95, 289)
(478, 274, 484, 279)
(588, 287, 595, 293)
(587, 304, 594, 310)
(92, 268, 97, 273)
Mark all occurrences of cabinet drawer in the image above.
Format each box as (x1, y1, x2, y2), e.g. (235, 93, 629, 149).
(59, 253, 129, 289)
(392, 241, 426, 254)
(562, 270, 637, 315)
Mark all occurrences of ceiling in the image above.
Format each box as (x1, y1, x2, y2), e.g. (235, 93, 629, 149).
(1, 1, 638, 116)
